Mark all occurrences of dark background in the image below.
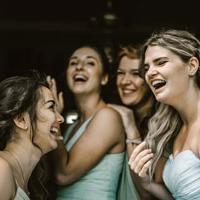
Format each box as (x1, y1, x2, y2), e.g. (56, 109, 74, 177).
(0, 0, 199, 109)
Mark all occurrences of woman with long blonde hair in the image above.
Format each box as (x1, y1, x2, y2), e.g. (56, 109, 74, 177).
(130, 29, 200, 199)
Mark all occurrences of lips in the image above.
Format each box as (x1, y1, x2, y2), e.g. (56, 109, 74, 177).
(151, 79, 166, 90)
(120, 87, 136, 95)
(50, 127, 59, 135)
(73, 74, 88, 82)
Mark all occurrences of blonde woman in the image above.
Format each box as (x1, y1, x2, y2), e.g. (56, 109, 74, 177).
(130, 29, 200, 199)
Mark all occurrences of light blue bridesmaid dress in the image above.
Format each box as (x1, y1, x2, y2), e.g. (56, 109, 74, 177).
(57, 117, 125, 200)
(163, 150, 200, 200)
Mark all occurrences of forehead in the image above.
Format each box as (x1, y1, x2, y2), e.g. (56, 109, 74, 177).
(119, 56, 140, 70)
(38, 86, 53, 102)
(71, 47, 100, 60)
(145, 45, 172, 62)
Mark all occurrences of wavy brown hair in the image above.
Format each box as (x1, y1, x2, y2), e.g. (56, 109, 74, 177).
(0, 70, 54, 199)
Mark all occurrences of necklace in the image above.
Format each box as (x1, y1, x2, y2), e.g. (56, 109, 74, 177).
(4, 150, 28, 194)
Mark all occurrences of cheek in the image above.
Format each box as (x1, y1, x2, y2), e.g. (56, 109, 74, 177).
(134, 77, 145, 88)
(116, 77, 122, 87)
(66, 69, 70, 79)
(66, 70, 73, 86)
(145, 74, 151, 86)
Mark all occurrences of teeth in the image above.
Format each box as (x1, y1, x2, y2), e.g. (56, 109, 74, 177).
(123, 89, 134, 94)
(74, 74, 87, 81)
(151, 79, 166, 89)
(50, 127, 58, 134)
(151, 80, 165, 87)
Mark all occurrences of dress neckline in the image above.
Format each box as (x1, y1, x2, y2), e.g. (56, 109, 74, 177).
(170, 149, 199, 161)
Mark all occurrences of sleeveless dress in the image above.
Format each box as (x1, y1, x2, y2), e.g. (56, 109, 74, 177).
(117, 152, 140, 200)
(14, 187, 30, 200)
(163, 150, 200, 200)
(57, 117, 125, 200)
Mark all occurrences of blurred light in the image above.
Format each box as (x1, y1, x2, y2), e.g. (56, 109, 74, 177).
(66, 111, 78, 124)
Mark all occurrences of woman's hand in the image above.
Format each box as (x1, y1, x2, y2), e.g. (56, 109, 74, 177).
(47, 76, 64, 114)
(129, 141, 153, 177)
(107, 104, 138, 138)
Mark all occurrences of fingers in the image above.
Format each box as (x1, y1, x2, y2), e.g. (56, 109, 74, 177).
(129, 141, 153, 177)
(47, 75, 64, 113)
(47, 75, 52, 87)
(58, 92, 64, 113)
(138, 160, 152, 177)
(130, 149, 153, 172)
(107, 104, 123, 111)
(51, 78, 58, 97)
(129, 141, 147, 162)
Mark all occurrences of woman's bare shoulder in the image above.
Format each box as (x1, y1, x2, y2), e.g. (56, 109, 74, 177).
(95, 106, 123, 121)
(0, 156, 15, 199)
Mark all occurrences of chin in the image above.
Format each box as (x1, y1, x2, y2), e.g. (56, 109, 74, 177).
(45, 142, 58, 154)
(155, 93, 168, 104)
(122, 97, 139, 106)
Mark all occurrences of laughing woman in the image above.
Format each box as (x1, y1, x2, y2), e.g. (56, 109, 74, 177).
(110, 44, 172, 200)
(129, 29, 200, 200)
(51, 46, 125, 200)
(0, 72, 64, 200)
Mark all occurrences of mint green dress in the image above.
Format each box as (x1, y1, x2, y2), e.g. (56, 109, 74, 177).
(14, 187, 30, 200)
(57, 117, 125, 200)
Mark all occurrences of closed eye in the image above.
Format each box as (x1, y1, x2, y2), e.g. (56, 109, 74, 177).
(46, 100, 56, 112)
(157, 60, 168, 66)
(86, 61, 95, 66)
(130, 70, 140, 76)
(116, 70, 124, 75)
(69, 60, 78, 66)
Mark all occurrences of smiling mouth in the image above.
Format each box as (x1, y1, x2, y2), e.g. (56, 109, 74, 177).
(50, 127, 63, 140)
(73, 74, 88, 83)
(50, 127, 58, 135)
(151, 80, 166, 90)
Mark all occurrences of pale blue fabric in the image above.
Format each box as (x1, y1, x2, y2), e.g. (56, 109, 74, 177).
(14, 187, 30, 200)
(117, 152, 140, 200)
(163, 150, 200, 200)
(57, 117, 125, 200)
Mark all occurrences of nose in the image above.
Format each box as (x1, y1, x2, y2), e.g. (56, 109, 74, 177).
(121, 73, 132, 85)
(56, 111, 64, 124)
(145, 65, 158, 78)
(76, 62, 84, 70)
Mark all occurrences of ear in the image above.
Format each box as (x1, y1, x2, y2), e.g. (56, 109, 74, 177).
(13, 112, 30, 130)
(101, 74, 109, 85)
(187, 57, 199, 76)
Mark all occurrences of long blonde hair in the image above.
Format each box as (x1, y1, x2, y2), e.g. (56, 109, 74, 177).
(139, 29, 200, 179)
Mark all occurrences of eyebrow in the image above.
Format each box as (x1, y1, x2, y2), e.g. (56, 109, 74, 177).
(144, 56, 168, 66)
(44, 100, 55, 105)
(70, 55, 96, 59)
(117, 68, 139, 72)
(70, 55, 98, 63)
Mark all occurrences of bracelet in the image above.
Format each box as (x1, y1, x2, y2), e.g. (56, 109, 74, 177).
(126, 138, 142, 144)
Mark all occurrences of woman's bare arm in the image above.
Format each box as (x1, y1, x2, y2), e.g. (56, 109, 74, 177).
(53, 107, 125, 185)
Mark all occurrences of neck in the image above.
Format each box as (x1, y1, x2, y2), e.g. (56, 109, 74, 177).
(4, 137, 42, 192)
(171, 88, 200, 125)
(76, 93, 106, 120)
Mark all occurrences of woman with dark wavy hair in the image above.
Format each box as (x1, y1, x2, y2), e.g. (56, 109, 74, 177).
(129, 29, 200, 199)
(0, 71, 64, 199)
